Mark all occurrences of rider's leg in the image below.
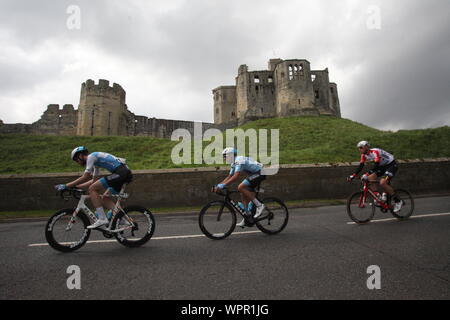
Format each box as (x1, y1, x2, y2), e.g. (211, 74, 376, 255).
(101, 192, 116, 211)
(88, 180, 108, 222)
(239, 179, 264, 218)
(238, 182, 254, 208)
(368, 173, 378, 192)
(380, 177, 395, 196)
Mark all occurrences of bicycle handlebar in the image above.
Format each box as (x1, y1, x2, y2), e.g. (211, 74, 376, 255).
(58, 188, 86, 201)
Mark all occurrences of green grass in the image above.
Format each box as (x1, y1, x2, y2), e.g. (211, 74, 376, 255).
(1, 116, 449, 175)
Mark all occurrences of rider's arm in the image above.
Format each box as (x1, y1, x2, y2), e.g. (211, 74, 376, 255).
(353, 154, 366, 176)
(66, 171, 92, 188)
(221, 171, 241, 186)
(354, 162, 365, 175)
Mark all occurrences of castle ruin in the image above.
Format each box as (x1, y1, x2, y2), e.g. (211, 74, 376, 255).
(213, 58, 340, 125)
(0, 58, 341, 137)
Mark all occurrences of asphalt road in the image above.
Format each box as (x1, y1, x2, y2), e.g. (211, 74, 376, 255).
(0, 196, 449, 300)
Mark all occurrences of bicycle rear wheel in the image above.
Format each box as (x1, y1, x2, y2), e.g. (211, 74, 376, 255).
(199, 201, 236, 240)
(45, 208, 91, 252)
(390, 189, 414, 220)
(347, 191, 375, 224)
(113, 205, 155, 248)
(256, 197, 289, 235)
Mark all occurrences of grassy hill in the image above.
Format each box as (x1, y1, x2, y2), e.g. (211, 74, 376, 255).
(1, 116, 449, 174)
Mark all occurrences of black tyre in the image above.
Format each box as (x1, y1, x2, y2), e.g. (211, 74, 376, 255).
(347, 191, 375, 224)
(390, 189, 414, 220)
(113, 205, 155, 248)
(256, 197, 289, 235)
(199, 201, 236, 240)
(45, 208, 91, 253)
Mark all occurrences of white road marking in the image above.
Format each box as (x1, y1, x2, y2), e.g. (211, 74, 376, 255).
(347, 212, 450, 225)
(28, 230, 261, 247)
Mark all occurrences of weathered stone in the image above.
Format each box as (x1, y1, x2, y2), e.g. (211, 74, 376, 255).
(0, 58, 342, 136)
(213, 58, 341, 125)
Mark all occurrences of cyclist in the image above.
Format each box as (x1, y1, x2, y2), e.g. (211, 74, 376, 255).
(55, 146, 132, 229)
(347, 141, 403, 212)
(212, 147, 266, 227)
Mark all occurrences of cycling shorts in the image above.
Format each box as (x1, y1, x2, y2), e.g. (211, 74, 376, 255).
(371, 160, 398, 180)
(242, 172, 266, 191)
(99, 164, 133, 194)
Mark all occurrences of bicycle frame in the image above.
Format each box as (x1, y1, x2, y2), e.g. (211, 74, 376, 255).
(66, 185, 134, 233)
(359, 180, 392, 211)
(217, 189, 269, 224)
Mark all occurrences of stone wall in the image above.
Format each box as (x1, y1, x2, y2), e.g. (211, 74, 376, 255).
(215, 58, 341, 125)
(1, 159, 448, 211)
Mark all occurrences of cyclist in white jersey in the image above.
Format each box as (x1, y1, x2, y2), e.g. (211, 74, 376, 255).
(212, 147, 266, 227)
(347, 141, 402, 212)
(55, 146, 132, 229)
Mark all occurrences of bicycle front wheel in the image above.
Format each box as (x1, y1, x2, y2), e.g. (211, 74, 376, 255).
(256, 197, 289, 235)
(347, 191, 375, 224)
(45, 208, 91, 252)
(113, 205, 155, 248)
(199, 201, 236, 240)
(391, 189, 414, 220)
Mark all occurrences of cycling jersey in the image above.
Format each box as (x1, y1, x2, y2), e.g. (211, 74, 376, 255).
(360, 148, 395, 166)
(85, 152, 126, 177)
(229, 156, 263, 176)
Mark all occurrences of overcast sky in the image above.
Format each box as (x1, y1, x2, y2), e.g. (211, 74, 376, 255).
(0, 0, 449, 131)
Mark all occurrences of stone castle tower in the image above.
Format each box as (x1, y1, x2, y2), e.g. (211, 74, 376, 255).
(76, 79, 133, 136)
(213, 58, 341, 125)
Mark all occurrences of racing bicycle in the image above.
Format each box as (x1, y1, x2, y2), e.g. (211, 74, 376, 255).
(199, 186, 289, 240)
(347, 177, 414, 224)
(45, 184, 155, 252)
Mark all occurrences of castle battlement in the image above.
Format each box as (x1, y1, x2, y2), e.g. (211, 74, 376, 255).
(81, 79, 125, 98)
(44, 104, 76, 113)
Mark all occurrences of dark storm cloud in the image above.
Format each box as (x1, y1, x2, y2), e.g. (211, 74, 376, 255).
(0, 0, 449, 129)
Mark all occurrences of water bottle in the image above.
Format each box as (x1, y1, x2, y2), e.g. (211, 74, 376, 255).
(248, 202, 255, 214)
(237, 202, 246, 213)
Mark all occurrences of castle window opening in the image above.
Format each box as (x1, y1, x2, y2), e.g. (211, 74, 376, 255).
(311, 74, 316, 82)
(254, 76, 260, 84)
(108, 112, 112, 136)
(216, 108, 219, 114)
(288, 65, 294, 80)
(330, 87, 334, 93)
(268, 76, 273, 83)
(314, 90, 320, 99)
(231, 112, 236, 117)
(90, 109, 95, 136)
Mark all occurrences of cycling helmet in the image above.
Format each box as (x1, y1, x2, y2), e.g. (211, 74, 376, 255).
(357, 141, 370, 148)
(222, 147, 237, 164)
(222, 147, 237, 156)
(71, 146, 88, 161)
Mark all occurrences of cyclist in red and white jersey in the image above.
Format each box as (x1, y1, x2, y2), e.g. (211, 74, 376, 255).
(347, 141, 403, 212)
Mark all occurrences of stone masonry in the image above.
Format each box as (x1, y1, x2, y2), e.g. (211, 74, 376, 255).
(213, 58, 341, 125)
(0, 58, 342, 137)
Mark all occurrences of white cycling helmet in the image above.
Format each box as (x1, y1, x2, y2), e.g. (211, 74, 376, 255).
(222, 147, 237, 164)
(357, 141, 370, 148)
(222, 147, 237, 156)
(71, 146, 88, 161)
